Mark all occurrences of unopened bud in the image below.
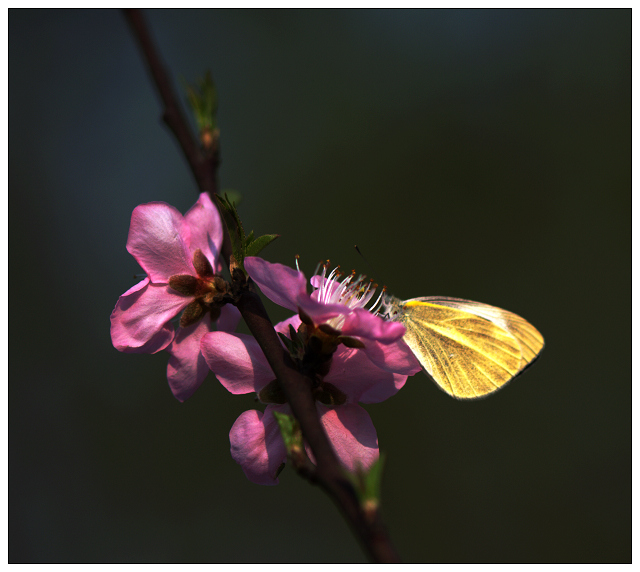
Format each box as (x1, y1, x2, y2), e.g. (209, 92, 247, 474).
(339, 336, 366, 349)
(169, 274, 198, 295)
(180, 300, 205, 327)
(192, 248, 214, 278)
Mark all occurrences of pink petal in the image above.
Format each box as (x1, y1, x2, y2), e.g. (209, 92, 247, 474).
(110, 279, 187, 352)
(325, 345, 407, 404)
(200, 331, 274, 394)
(315, 404, 379, 472)
(362, 339, 422, 376)
(309, 274, 325, 289)
(244, 257, 307, 312)
(274, 314, 302, 336)
(126, 202, 194, 283)
(296, 296, 350, 325)
(183, 193, 224, 272)
(341, 309, 406, 342)
(229, 405, 288, 486)
(166, 314, 213, 402)
(217, 304, 242, 333)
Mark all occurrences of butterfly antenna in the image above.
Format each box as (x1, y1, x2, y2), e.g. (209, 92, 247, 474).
(354, 244, 391, 294)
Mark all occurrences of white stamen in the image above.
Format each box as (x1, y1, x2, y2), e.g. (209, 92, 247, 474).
(297, 257, 389, 327)
(369, 287, 387, 316)
(310, 261, 385, 329)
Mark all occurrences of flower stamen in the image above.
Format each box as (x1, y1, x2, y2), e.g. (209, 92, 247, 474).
(307, 260, 385, 331)
(370, 285, 387, 316)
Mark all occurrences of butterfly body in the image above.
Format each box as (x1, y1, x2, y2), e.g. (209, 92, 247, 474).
(384, 295, 544, 399)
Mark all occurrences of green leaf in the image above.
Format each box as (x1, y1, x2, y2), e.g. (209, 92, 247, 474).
(272, 410, 303, 453)
(216, 193, 245, 266)
(347, 453, 386, 509)
(362, 452, 385, 503)
(220, 189, 242, 206)
(220, 193, 245, 244)
(215, 193, 278, 273)
(183, 70, 218, 132)
(245, 234, 280, 257)
(278, 331, 295, 354)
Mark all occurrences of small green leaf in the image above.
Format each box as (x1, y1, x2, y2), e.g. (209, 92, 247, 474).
(183, 70, 218, 133)
(286, 324, 307, 359)
(215, 193, 232, 216)
(347, 453, 386, 509)
(273, 411, 316, 477)
(245, 234, 280, 257)
(287, 324, 299, 344)
(273, 410, 303, 453)
(227, 229, 243, 269)
(221, 189, 243, 206)
(218, 193, 245, 244)
(215, 194, 245, 266)
(278, 331, 295, 354)
(232, 209, 246, 246)
(215, 193, 278, 273)
(362, 452, 385, 502)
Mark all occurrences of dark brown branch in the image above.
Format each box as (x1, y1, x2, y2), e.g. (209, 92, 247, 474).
(122, 8, 400, 563)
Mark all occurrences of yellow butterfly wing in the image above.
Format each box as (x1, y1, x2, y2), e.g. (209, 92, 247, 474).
(398, 297, 544, 399)
(423, 297, 545, 369)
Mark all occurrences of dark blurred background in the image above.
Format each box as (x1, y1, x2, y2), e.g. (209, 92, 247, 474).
(9, 8, 630, 563)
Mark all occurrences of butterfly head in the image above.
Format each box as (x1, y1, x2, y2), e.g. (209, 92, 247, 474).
(379, 294, 405, 323)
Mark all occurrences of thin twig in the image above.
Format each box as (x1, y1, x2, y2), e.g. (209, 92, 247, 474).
(122, 8, 400, 563)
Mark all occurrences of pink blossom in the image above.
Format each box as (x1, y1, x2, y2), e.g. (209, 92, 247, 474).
(244, 256, 421, 375)
(201, 316, 408, 485)
(110, 193, 240, 401)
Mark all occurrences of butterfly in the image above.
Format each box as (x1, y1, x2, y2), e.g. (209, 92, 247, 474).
(383, 295, 544, 399)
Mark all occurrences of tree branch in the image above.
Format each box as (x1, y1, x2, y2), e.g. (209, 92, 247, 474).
(122, 8, 400, 563)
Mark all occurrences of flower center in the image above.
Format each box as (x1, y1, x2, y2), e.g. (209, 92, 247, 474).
(313, 261, 386, 330)
(168, 249, 230, 328)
